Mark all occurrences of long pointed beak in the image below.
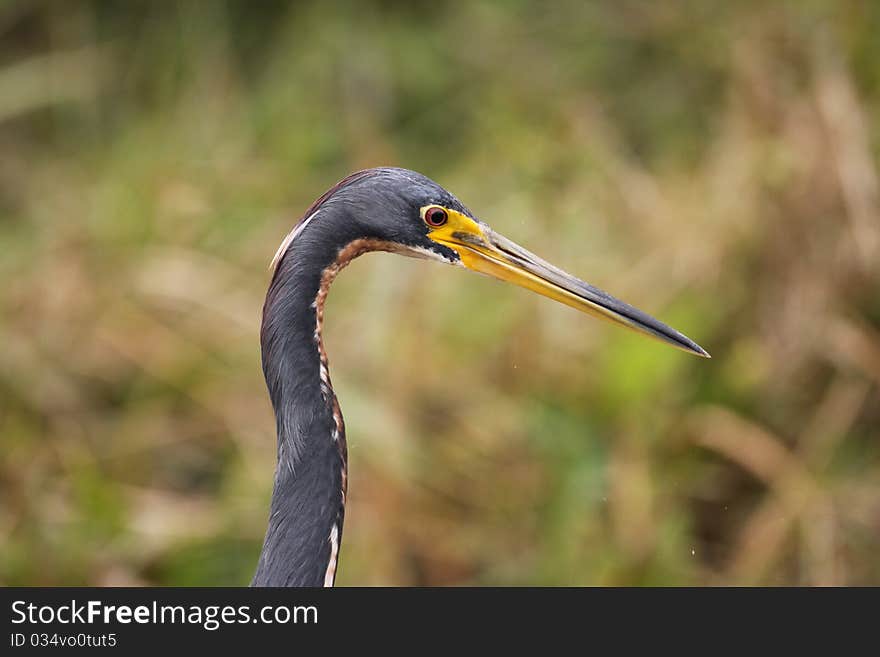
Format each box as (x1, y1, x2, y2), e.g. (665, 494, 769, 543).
(427, 211, 709, 358)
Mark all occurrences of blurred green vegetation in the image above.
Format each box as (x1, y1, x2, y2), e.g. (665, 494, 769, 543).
(1, 1, 879, 586)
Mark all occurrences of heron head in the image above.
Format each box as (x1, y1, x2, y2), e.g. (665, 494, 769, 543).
(282, 167, 709, 358)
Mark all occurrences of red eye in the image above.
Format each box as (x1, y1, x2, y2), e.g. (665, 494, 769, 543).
(424, 207, 448, 227)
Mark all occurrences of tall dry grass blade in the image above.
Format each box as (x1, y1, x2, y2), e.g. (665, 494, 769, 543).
(0, 47, 102, 123)
(814, 43, 880, 270)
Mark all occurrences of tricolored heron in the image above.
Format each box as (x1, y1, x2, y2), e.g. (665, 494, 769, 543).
(253, 167, 708, 586)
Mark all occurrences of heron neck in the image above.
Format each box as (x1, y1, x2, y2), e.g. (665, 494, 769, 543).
(252, 230, 358, 587)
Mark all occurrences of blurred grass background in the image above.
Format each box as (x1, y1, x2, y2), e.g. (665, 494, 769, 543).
(1, 0, 879, 586)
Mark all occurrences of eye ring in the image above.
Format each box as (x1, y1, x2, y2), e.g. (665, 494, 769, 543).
(424, 207, 448, 228)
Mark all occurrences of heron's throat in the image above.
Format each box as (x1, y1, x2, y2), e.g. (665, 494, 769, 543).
(313, 238, 398, 359)
(312, 239, 397, 494)
(312, 237, 402, 431)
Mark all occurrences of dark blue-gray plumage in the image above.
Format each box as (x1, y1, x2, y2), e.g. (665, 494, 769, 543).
(254, 169, 468, 586)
